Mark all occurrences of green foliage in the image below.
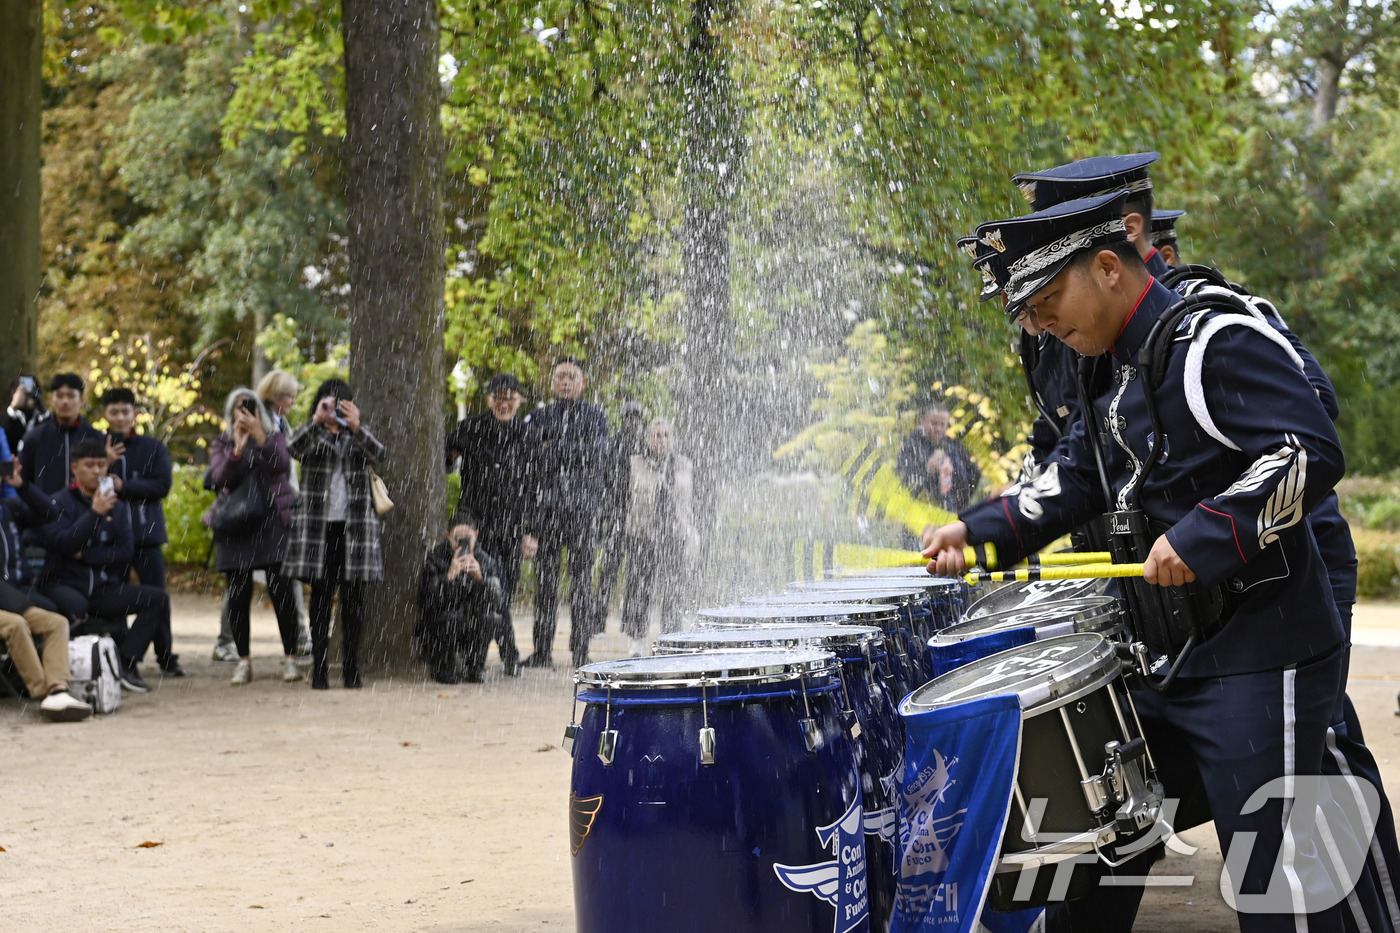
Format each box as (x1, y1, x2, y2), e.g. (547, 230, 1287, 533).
(163, 467, 215, 566)
(255, 312, 348, 426)
(1354, 533, 1400, 599)
(81, 330, 223, 447)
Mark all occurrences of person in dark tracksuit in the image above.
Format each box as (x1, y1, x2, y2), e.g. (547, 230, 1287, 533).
(445, 372, 534, 677)
(521, 358, 609, 671)
(17, 373, 102, 499)
(41, 438, 170, 694)
(100, 388, 183, 677)
(926, 189, 1385, 931)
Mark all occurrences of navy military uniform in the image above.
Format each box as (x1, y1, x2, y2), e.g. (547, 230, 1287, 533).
(959, 191, 1366, 930)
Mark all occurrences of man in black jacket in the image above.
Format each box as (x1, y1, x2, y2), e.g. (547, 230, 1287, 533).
(416, 512, 505, 684)
(593, 400, 645, 637)
(41, 438, 170, 693)
(1, 374, 45, 453)
(17, 373, 102, 497)
(521, 358, 609, 669)
(100, 388, 182, 676)
(445, 372, 534, 677)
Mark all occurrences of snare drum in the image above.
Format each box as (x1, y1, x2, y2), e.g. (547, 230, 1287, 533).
(698, 602, 918, 700)
(962, 577, 1111, 621)
(930, 596, 1125, 648)
(902, 634, 1164, 911)
(655, 626, 900, 930)
(569, 650, 871, 933)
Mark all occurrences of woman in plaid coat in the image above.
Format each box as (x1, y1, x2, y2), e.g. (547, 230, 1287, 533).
(283, 379, 387, 690)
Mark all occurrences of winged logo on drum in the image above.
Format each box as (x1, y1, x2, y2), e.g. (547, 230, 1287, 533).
(569, 794, 604, 856)
(900, 748, 967, 875)
(774, 794, 871, 933)
(864, 758, 903, 849)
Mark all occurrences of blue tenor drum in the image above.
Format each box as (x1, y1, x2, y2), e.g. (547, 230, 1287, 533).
(698, 602, 917, 701)
(568, 650, 872, 933)
(744, 587, 937, 684)
(655, 626, 902, 931)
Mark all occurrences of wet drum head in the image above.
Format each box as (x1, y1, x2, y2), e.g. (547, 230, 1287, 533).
(576, 648, 838, 689)
(930, 596, 1122, 646)
(697, 602, 900, 629)
(655, 624, 885, 655)
(902, 634, 1118, 715)
(963, 577, 1110, 620)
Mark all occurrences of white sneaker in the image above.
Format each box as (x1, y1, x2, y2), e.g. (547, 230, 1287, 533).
(280, 657, 303, 682)
(231, 659, 252, 685)
(212, 642, 240, 662)
(39, 690, 93, 722)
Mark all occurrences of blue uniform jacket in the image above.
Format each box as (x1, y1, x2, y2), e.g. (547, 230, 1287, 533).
(1170, 276, 1358, 615)
(961, 279, 1346, 677)
(17, 417, 104, 496)
(46, 486, 135, 597)
(108, 431, 172, 547)
(0, 482, 59, 586)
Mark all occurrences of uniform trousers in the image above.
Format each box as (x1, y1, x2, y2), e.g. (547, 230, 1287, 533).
(532, 513, 598, 663)
(1048, 644, 1357, 932)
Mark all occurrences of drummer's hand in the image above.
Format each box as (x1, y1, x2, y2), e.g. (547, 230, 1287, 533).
(1144, 535, 1197, 587)
(921, 522, 969, 577)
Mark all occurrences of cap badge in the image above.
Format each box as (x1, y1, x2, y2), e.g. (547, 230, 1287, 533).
(1015, 180, 1037, 203)
(979, 229, 1007, 254)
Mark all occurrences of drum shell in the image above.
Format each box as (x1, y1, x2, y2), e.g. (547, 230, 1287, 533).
(653, 633, 902, 929)
(570, 678, 869, 933)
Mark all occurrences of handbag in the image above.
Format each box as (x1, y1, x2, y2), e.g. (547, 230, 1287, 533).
(210, 467, 272, 537)
(368, 467, 394, 515)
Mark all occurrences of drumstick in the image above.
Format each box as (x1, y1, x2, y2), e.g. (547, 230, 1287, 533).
(961, 563, 1146, 585)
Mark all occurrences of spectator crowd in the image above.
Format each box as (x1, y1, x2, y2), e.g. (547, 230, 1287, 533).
(0, 356, 708, 719)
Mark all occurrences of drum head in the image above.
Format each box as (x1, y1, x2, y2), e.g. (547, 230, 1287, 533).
(795, 573, 965, 599)
(903, 634, 1117, 713)
(655, 624, 884, 655)
(742, 588, 922, 608)
(576, 648, 837, 688)
(931, 596, 1122, 646)
(698, 602, 900, 627)
(964, 577, 1110, 619)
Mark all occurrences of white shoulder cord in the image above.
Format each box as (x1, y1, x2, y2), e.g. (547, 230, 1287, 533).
(1183, 313, 1305, 452)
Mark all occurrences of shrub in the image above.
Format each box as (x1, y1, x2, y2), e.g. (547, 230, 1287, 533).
(1353, 531, 1400, 600)
(164, 466, 216, 567)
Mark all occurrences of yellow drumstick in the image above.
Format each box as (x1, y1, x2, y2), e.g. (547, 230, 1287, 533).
(961, 563, 1145, 585)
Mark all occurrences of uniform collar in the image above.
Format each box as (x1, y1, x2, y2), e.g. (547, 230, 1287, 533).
(1143, 248, 1171, 278)
(1111, 277, 1176, 362)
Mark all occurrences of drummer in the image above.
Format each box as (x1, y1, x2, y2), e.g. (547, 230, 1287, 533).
(923, 190, 1368, 930)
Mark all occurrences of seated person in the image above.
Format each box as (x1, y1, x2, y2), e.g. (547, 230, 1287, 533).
(41, 438, 170, 694)
(0, 459, 90, 720)
(416, 512, 504, 684)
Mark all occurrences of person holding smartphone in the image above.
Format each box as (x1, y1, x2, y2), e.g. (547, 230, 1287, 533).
(415, 512, 504, 683)
(100, 387, 182, 677)
(41, 437, 170, 693)
(283, 379, 387, 689)
(210, 389, 303, 685)
(1, 374, 45, 453)
(17, 373, 102, 497)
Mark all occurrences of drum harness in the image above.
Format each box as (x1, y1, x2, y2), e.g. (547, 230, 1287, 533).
(1076, 286, 1272, 692)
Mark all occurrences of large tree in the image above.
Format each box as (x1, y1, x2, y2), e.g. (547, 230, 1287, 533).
(0, 0, 42, 380)
(340, 0, 446, 670)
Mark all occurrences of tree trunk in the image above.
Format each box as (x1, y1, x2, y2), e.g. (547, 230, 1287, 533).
(341, 0, 446, 672)
(0, 0, 42, 381)
(677, 0, 742, 575)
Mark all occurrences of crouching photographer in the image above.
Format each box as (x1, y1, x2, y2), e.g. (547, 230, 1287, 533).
(416, 512, 505, 684)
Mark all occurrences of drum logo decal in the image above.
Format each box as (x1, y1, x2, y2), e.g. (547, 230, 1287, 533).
(900, 748, 965, 875)
(569, 794, 604, 856)
(937, 643, 1078, 705)
(773, 795, 871, 933)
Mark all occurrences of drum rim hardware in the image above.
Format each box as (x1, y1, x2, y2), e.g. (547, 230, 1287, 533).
(575, 648, 840, 689)
(932, 596, 1124, 646)
(657, 624, 885, 654)
(698, 680, 717, 766)
(699, 601, 903, 626)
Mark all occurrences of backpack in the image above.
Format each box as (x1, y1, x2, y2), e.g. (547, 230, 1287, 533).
(68, 634, 122, 714)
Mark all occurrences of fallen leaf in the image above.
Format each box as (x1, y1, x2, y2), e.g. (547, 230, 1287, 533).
(436, 693, 451, 699)
(0, 845, 7, 852)
(133, 841, 163, 848)
(535, 745, 554, 753)
(400, 741, 418, 747)
(249, 905, 264, 909)
(460, 879, 474, 884)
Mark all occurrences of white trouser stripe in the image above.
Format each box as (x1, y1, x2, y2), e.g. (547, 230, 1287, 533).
(1281, 667, 1308, 932)
(1327, 725, 1400, 926)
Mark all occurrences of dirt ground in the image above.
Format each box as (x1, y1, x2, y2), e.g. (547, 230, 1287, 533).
(4, 597, 1400, 933)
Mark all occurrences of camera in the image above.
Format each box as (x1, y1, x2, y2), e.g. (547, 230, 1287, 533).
(333, 399, 349, 427)
(98, 476, 115, 497)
